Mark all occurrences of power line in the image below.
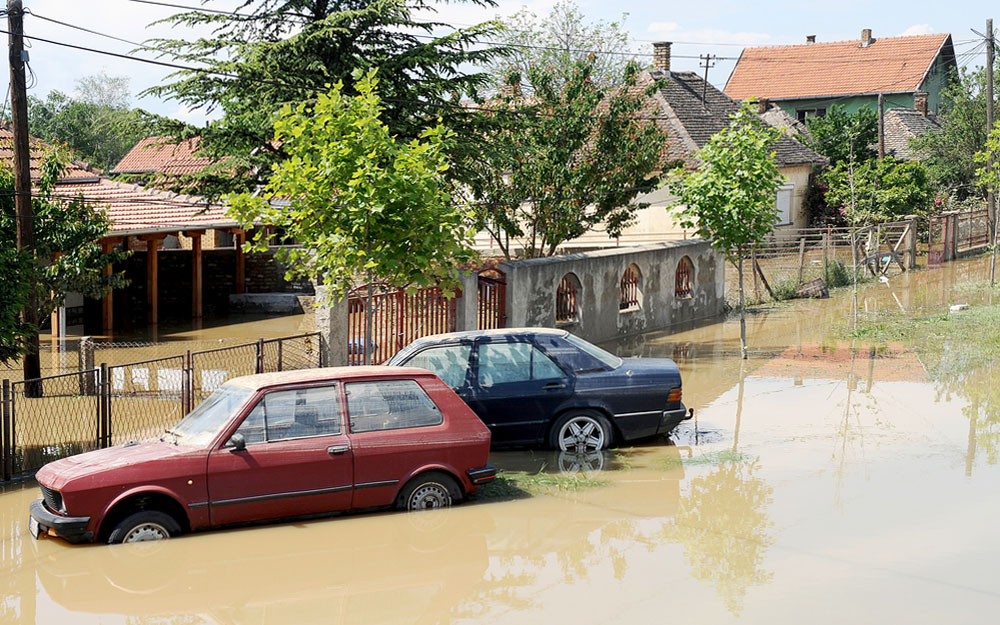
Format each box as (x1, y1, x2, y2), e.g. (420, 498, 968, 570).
(27, 11, 146, 47)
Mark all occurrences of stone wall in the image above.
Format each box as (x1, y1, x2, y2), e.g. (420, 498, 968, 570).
(498, 240, 724, 344)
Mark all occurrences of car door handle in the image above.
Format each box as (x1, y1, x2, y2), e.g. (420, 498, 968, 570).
(327, 444, 351, 455)
(543, 382, 567, 391)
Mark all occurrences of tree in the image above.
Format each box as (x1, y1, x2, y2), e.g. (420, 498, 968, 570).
(227, 70, 475, 364)
(821, 157, 934, 223)
(912, 66, 992, 199)
(27, 73, 156, 173)
(464, 60, 667, 258)
(805, 104, 878, 167)
(142, 0, 506, 198)
(488, 0, 636, 90)
(672, 101, 783, 359)
(0, 152, 128, 364)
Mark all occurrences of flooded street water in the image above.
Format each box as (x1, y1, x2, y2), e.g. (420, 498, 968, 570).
(4, 256, 1000, 623)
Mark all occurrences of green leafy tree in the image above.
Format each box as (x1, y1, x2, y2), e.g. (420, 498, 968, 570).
(227, 70, 475, 364)
(489, 0, 636, 90)
(672, 101, 783, 358)
(805, 104, 878, 167)
(913, 66, 992, 199)
(143, 0, 506, 198)
(0, 152, 128, 364)
(821, 157, 934, 223)
(27, 73, 156, 173)
(464, 60, 667, 258)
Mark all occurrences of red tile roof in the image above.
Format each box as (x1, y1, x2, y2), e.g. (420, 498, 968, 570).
(725, 34, 953, 101)
(112, 136, 218, 176)
(53, 179, 234, 234)
(0, 125, 100, 181)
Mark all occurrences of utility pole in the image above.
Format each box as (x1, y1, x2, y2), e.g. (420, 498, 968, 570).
(987, 18, 998, 286)
(877, 93, 885, 158)
(8, 0, 40, 387)
(699, 54, 717, 107)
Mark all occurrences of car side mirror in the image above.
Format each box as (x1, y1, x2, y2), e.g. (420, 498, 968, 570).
(229, 433, 246, 452)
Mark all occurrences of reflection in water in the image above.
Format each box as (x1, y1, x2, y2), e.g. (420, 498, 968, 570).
(667, 457, 773, 616)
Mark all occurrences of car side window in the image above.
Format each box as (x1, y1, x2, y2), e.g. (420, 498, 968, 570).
(477, 342, 565, 387)
(533, 335, 607, 373)
(405, 344, 472, 388)
(346, 379, 442, 433)
(234, 385, 342, 444)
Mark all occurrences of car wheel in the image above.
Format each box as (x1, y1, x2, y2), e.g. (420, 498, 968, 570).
(107, 510, 181, 544)
(550, 410, 613, 452)
(397, 472, 461, 511)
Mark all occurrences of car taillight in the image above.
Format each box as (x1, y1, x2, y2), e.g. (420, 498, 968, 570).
(667, 388, 682, 403)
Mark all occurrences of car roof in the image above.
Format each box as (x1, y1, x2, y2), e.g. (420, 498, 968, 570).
(224, 366, 431, 390)
(407, 327, 569, 347)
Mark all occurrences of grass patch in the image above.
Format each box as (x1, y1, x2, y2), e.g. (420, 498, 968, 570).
(473, 471, 608, 502)
(843, 296, 1000, 374)
(654, 449, 752, 471)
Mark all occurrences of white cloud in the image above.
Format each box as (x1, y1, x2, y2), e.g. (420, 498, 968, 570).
(900, 24, 934, 36)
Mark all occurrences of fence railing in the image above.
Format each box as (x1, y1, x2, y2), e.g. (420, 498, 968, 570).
(346, 285, 457, 366)
(1, 332, 324, 480)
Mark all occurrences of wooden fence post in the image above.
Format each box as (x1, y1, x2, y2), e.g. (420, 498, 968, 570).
(2, 379, 10, 481)
(797, 238, 807, 284)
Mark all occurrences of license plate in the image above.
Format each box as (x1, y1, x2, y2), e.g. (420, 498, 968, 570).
(27, 515, 40, 539)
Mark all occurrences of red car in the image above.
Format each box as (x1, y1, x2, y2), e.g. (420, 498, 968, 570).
(28, 366, 496, 544)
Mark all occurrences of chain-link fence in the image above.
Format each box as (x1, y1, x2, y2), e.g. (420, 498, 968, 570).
(1, 332, 325, 480)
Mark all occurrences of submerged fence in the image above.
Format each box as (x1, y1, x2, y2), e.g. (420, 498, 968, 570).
(1, 332, 323, 480)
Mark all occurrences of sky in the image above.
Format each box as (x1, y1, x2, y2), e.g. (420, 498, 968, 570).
(19, 0, 1000, 126)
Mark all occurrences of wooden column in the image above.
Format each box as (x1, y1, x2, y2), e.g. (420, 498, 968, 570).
(49, 251, 62, 337)
(101, 240, 115, 335)
(186, 230, 205, 319)
(234, 229, 246, 295)
(143, 235, 166, 327)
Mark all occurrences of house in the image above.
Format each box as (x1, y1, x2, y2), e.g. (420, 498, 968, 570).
(883, 98, 942, 161)
(625, 42, 828, 236)
(111, 136, 216, 179)
(724, 30, 958, 120)
(473, 41, 828, 253)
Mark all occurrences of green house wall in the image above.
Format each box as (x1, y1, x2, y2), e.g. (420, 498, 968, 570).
(774, 54, 954, 118)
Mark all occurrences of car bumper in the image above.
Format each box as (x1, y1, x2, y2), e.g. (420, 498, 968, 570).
(467, 465, 497, 485)
(657, 403, 690, 435)
(29, 499, 93, 544)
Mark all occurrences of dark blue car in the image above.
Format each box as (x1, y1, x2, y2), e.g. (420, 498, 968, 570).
(386, 328, 689, 451)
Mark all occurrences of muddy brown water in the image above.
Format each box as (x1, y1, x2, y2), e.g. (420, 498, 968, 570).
(4, 257, 1000, 623)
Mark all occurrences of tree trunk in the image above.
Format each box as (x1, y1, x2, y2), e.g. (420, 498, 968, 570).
(738, 253, 747, 359)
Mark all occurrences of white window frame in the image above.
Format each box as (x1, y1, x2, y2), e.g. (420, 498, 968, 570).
(775, 184, 794, 226)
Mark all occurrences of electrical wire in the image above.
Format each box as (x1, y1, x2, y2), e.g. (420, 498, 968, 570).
(27, 11, 147, 48)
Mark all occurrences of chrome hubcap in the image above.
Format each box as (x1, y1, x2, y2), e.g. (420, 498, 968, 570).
(408, 483, 451, 510)
(558, 417, 605, 453)
(123, 522, 170, 542)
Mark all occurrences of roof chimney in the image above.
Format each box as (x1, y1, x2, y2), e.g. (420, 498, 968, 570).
(758, 98, 770, 114)
(806, 35, 816, 44)
(914, 91, 929, 116)
(653, 41, 672, 72)
(861, 28, 874, 47)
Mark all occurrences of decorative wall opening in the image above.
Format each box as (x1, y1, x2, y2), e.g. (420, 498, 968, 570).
(675, 256, 693, 299)
(555, 273, 580, 323)
(619, 264, 642, 311)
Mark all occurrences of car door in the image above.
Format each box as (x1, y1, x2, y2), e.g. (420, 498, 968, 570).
(344, 377, 448, 509)
(206, 383, 354, 527)
(469, 340, 573, 445)
(398, 343, 473, 403)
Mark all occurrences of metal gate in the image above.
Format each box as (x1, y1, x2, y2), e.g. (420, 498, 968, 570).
(347, 284, 458, 365)
(477, 268, 506, 330)
(928, 214, 950, 266)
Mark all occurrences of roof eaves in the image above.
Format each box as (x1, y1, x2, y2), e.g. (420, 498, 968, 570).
(765, 89, 916, 102)
(918, 34, 955, 89)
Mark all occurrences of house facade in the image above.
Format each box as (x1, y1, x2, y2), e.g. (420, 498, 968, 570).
(724, 30, 958, 120)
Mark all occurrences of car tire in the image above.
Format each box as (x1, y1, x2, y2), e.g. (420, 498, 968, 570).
(550, 410, 613, 452)
(396, 472, 462, 511)
(107, 510, 181, 544)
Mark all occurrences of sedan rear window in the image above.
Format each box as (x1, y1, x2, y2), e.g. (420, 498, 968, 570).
(346, 380, 442, 433)
(535, 334, 623, 373)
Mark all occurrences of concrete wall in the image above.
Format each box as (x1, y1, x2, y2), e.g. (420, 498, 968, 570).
(498, 240, 725, 344)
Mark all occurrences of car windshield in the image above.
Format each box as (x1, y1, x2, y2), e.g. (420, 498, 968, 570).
(169, 385, 253, 448)
(562, 334, 624, 370)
